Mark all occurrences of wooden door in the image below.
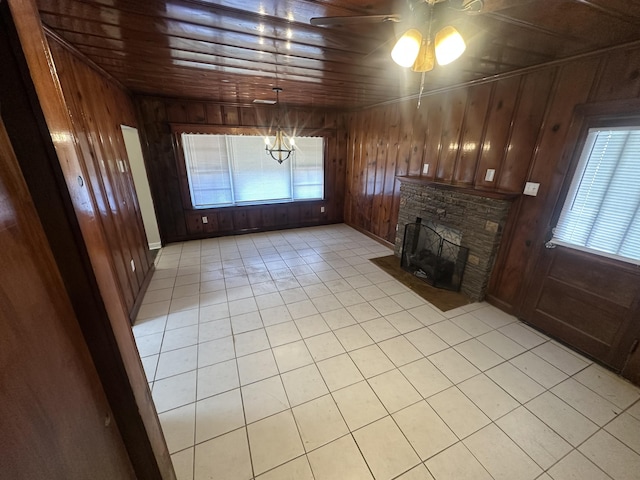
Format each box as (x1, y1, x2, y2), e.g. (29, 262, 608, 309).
(519, 102, 640, 374)
(0, 112, 136, 477)
(520, 245, 640, 371)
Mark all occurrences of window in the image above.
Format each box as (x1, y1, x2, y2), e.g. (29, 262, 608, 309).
(180, 133, 324, 208)
(552, 127, 640, 264)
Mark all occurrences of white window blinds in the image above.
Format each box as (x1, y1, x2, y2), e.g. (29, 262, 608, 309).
(552, 127, 640, 264)
(292, 137, 324, 200)
(181, 133, 324, 208)
(183, 134, 233, 207)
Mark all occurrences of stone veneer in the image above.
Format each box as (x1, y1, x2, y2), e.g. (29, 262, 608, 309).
(395, 178, 515, 301)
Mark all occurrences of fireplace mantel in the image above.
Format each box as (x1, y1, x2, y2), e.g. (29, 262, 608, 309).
(396, 176, 520, 201)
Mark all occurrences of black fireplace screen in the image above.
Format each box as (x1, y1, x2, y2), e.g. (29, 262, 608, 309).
(401, 222, 469, 291)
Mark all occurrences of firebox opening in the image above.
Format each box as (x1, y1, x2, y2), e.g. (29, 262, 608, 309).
(401, 221, 469, 292)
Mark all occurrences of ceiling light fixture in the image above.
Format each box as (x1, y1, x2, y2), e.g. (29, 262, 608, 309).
(391, 0, 466, 71)
(265, 87, 295, 164)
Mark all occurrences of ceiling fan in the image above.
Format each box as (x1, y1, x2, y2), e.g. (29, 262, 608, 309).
(310, 0, 525, 72)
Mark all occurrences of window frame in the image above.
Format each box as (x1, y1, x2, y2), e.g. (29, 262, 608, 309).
(171, 124, 331, 211)
(548, 105, 640, 266)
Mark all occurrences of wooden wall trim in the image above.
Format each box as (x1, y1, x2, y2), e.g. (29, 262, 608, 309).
(5, 1, 174, 478)
(138, 94, 347, 113)
(42, 23, 127, 92)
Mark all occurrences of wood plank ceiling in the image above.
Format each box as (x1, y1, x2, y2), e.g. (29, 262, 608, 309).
(36, 0, 640, 109)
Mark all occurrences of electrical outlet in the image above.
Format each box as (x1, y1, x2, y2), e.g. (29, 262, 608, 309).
(130, 259, 135, 272)
(485, 169, 495, 182)
(320, 206, 325, 213)
(523, 182, 540, 196)
(202, 216, 208, 224)
(423, 163, 429, 175)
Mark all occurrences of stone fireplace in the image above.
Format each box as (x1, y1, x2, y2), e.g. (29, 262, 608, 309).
(395, 177, 516, 301)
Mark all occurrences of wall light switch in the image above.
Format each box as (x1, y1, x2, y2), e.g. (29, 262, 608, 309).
(423, 164, 429, 175)
(485, 169, 495, 182)
(130, 259, 135, 272)
(202, 216, 208, 224)
(523, 182, 540, 196)
(320, 206, 325, 213)
(118, 160, 126, 173)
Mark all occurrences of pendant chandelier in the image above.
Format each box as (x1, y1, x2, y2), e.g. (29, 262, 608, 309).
(265, 87, 295, 164)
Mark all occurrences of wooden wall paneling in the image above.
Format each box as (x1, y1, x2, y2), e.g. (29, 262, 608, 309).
(274, 205, 289, 225)
(51, 41, 147, 310)
(288, 202, 302, 224)
(334, 115, 348, 223)
(371, 103, 397, 239)
(474, 76, 521, 189)
(0, 104, 137, 480)
(390, 104, 418, 242)
(166, 101, 189, 123)
(323, 130, 336, 220)
(51, 44, 136, 309)
(217, 209, 234, 232)
(332, 125, 347, 223)
(496, 69, 556, 192)
(223, 105, 240, 124)
(454, 83, 493, 185)
(383, 103, 411, 242)
(409, 104, 427, 177)
(261, 207, 276, 227)
(435, 89, 468, 183)
(79, 66, 147, 288)
(343, 112, 357, 225)
(186, 211, 204, 235)
(137, 97, 187, 241)
(346, 111, 362, 226)
(591, 46, 640, 102)
(423, 94, 445, 179)
(490, 59, 599, 310)
(3, 1, 173, 477)
(240, 106, 258, 126)
(362, 111, 379, 233)
(205, 103, 224, 124)
(247, 207, 263, 229)
(232, 209, 249, 231)
(186, 102, 206, 123)
(354, 111, 373, 229)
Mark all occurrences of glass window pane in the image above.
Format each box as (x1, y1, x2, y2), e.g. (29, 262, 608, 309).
(182, 134, 233, 207)
(553, 127, 640, 263)
(229, 135, 291, 203)
(182, 133, 324, 208)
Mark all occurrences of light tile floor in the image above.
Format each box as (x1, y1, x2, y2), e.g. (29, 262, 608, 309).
(133, 224, 640, 480)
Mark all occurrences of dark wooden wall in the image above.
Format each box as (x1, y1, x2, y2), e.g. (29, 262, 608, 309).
(0, 59, 137, 480)
(136, 96, 347, 243)
(344, 45, 640, 314)
(48, 35, 154, 315)
(4, 0, 174, 477)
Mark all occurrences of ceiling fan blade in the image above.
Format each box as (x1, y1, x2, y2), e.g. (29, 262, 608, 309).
(310, 14, 401, 27)
(462, 0, 537, 13)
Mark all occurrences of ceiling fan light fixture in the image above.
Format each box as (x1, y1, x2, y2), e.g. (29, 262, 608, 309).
(412, 39, 435, 72)
(391, 28, 422, 68)
(434, 26, 466, 65)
